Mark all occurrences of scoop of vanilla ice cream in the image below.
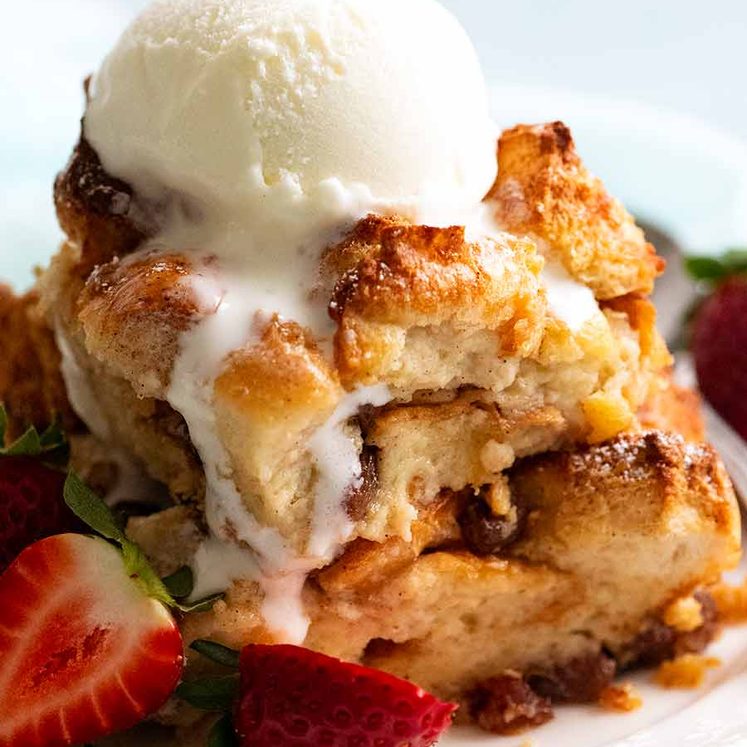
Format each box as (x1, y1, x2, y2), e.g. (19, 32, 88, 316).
(84, 0, 498, 234)
(79, 0, 502, 640)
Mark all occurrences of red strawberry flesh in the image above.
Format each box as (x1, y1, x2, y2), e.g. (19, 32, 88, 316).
(0, 534, 184, 747)
(236, 644, 457, 747)
(693, 276, 747, 440)
(0, 456, 80, 572)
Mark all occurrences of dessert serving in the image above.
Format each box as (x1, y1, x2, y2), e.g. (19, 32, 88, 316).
(0, 0, 742, 745)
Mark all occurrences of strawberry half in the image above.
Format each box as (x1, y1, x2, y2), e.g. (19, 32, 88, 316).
(0, 533, 184, 747)
(234, 644, 457, 747)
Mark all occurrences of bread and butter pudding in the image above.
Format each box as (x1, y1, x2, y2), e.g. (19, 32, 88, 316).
(0, 0, 741, 743)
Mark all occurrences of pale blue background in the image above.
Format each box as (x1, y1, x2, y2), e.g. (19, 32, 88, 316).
(2, 0, 747, 288)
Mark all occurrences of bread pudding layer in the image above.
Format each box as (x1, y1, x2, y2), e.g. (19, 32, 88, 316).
(0, 292, 739, 734)
(43, 122, 670, 615)
(126, 427, 739, 733)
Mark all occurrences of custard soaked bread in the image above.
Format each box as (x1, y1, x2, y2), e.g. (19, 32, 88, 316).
(17, 116, 736, 733)
(43, 124, 671, 553)
(128, 429, 738, 733)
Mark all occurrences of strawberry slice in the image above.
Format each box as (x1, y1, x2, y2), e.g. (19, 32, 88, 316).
(235, 644, 457, 747)
(0, 533, 184, 747)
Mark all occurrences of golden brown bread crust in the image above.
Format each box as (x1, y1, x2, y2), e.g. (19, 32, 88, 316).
(491, 122, 665, 300)
(214, 318, 343, 535)
(327, 217, 545, 386)
(54, 137, 146, 274)
(603, 293, 669, 364)
(78, 252, 209, 396)
(0, 285, 77, 440)
(509, 432, 739, 576)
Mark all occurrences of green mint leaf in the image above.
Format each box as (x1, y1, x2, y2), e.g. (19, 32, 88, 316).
(121, 541, 177, 608)
(208, 713, 239, 747)
(176, 675, 240, 711)
(163, 566, 195, 599)
(191, 640, 240, 669)
(63, 472, 129, 544)
(178, 592, 225, 614)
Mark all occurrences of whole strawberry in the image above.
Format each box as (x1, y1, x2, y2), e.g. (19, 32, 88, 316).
(0, 456, 78, 571)
(235, 644, 457, 747)
(0, 410, 80, 571)
(691, 274, 747, 440)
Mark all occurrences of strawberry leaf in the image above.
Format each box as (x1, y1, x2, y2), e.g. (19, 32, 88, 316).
(65, 473, 177, 605)
(0, 405, 67, 459)
(2, 427, 42, 456)
(163, 566, 195, 599)
(191, 640, 240, 669)
(39, 421, 66, 450)
(176, 675, 240, 711)
(208, 713, 239, 747)
(64, 472, 129, 545)
(121, 541, 178, 608)
(178, 592, 225, 614)
(64, 471, 224, 614)
(686, 248, 747, 282)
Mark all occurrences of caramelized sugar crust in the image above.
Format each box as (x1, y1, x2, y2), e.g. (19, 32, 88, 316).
(492, 122, 665, 299)
(54, 137, 145, 273)
(325, 217, 545, 387)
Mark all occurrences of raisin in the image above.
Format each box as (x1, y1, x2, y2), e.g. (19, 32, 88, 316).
(626, 591, 720, 668)
(676, 591, 720, 657)
(57, 137, 133, 217)
(528, 652, 616, 703)
(345, 446, 379, 522)
(458, 497, 524, 555)
(627, 620, 677, 668)
(470, 674, 553, 735)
